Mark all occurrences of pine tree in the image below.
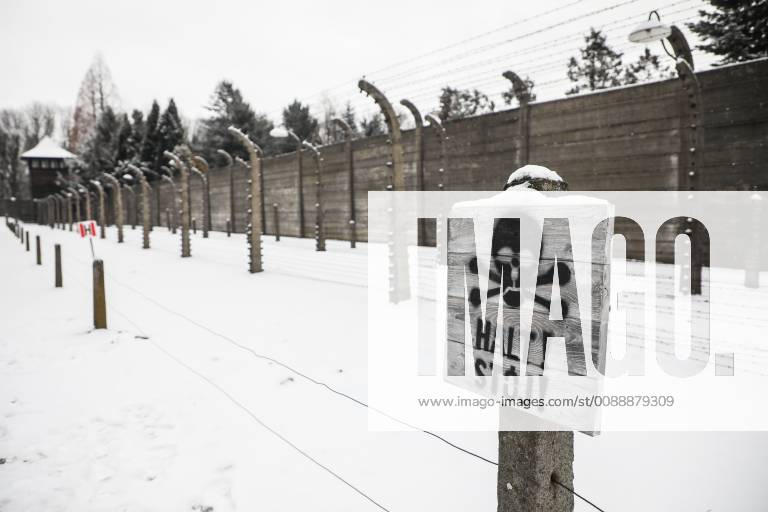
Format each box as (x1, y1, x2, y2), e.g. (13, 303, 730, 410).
(127, 109, 145, 160)
(141, 100, 160, 165)
(623, 48, 672, 84)
(115, 113, 133, 162)
(341, 102, 359, 135)
(156, 98, 184, 169)
(688, 0, 768, 64)
(197, 80, 274, 161)
(360, 113, 386, 137)
(82, 107, 120, 178)
(566, 28, 624, 95)
(0, 124, 23, 198)
(281, 100, 318, 151)
(438, 87, 495, 121)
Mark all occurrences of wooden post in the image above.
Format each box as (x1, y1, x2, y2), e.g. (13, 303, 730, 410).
(226, 218, 231, 237)
(273, 204, 280, 241)
(166, 208, 172, 232)
(92, 259, 107, 329)
(192, 218, 197, 235)
(54, 244, 62, 288)
(25, 231, 29, 251)
(36, 235, 41, 265)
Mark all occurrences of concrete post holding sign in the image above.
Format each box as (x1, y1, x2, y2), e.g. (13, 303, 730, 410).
(164, 151, 191, 258)
(332, 117, 357, 248)
(126, 164, 152, 249)
(445, 166, 612, 512)
(101, 173, 124, 243)
(359, 79, 410, 302)
(228, 126, 264, 273)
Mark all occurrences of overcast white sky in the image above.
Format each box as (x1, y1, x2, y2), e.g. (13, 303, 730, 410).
(0, 0, 711, 125)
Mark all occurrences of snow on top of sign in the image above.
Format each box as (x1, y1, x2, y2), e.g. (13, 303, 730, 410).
(20, 136, 76, 160)
(506, 165, 563, 185)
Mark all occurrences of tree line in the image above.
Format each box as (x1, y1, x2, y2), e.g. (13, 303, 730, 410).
(1, 0, 764, 198)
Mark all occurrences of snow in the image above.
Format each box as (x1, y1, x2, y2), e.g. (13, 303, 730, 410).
(1, 222, 767, 511)
(19, 136, 76, 161)
(506, 164, 563, 186)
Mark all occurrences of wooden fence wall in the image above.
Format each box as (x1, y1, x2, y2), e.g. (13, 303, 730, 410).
(9, 59, 768, 256)
(173, 58, 767, 244)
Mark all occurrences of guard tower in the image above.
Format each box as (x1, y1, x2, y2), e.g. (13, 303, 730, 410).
(20, 136, 76, 198)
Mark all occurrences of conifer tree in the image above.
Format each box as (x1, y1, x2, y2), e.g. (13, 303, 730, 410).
(566, 28, 624, 95)
(688, 0, 768, 64)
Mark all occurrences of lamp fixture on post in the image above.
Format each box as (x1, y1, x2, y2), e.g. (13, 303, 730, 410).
(629, 11, 703, 295)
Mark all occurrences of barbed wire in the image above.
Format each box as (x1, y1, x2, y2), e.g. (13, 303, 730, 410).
(18, 222, 620, 512)
(260, 0, 705, 127)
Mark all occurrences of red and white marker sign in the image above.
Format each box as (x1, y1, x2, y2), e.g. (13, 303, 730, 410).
(78, 220, 97, 238)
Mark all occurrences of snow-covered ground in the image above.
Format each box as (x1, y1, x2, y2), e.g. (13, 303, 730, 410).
(1, 222, 767, 511)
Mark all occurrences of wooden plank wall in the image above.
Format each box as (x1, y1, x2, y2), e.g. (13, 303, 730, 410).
(140, 59, 767, 257)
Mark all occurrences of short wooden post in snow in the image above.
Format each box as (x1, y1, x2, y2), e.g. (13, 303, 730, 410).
(92, 259, 107, 329)
(54, 244, 62, 288)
